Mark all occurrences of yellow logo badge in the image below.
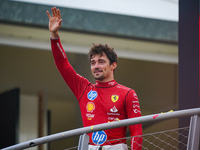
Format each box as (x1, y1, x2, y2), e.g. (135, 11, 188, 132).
(111, 95, 119, 103)
(86, 102, 95, 112)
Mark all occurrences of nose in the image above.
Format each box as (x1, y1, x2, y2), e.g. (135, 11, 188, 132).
(92, 62, 100, 69)
(95, 63, 100, 68)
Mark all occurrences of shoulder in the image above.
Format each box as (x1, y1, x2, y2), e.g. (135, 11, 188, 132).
(116, 83, 133, 92)
(116, 83, 138, 99)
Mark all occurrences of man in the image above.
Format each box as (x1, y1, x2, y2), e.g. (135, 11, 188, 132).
(47, 7, 142, 150)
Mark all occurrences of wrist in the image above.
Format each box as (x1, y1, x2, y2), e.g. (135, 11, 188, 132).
(50, 31, 59, 39)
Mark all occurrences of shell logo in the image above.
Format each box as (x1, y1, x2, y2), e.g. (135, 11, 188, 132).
(86, 102, 95, 112)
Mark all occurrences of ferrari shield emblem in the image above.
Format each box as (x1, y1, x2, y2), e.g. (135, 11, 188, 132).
(111, 95, 119, 103)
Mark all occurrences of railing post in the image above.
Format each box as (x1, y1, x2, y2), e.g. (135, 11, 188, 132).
(78, 134, 89, 150)
(186, 115, 200, 150)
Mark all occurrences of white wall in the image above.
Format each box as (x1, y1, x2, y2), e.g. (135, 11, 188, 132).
(19, 94, 47, 150)
(19, 95, 38, 150)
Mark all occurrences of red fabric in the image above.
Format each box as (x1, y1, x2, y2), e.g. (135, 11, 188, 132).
(51, 37, 143, 149)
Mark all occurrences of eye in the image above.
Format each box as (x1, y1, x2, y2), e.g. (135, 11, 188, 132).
(90, 61, 95, 65)
(99, 60, 105, 63)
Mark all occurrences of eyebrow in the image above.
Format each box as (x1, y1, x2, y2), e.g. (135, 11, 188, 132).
(90, 58, 106, 62)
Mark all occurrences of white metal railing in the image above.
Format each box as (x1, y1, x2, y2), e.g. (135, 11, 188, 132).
(66, 127, 190, 150)
(2, 108, 200, 150)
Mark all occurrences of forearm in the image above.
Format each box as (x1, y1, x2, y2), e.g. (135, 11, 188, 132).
(126, 90, 143, 149)
(50, 37, 88, 98)
(50, 37, 76, 90)
(51, 37, 68, 71)
(131, 135, 143, 150)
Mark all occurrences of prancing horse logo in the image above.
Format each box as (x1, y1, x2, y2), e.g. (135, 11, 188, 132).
(111, 95, 119, 103)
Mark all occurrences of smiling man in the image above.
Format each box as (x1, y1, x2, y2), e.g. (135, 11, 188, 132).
(89, 43, 117, 82)
(47, 7, 143, 150)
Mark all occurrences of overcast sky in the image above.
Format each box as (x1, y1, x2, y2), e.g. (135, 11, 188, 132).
(13, 0, 178, 21)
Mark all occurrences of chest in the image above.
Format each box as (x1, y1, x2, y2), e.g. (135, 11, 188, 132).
(80, 86, 128, 116)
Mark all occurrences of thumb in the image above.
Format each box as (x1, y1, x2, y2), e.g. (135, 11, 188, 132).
(59, 19, 63, 27)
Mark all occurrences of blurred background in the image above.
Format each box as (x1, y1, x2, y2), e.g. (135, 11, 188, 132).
(0, 0, 179, 149)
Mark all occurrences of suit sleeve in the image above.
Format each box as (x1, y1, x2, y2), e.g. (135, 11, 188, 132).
(51, 37, 90, 100)
(125, 90, 143, 150)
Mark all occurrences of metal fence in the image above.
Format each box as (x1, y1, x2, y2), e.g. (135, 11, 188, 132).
(2, 108, 200, 150)
(66, 127, 190, 150)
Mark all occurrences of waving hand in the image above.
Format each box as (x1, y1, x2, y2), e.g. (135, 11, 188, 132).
(46, 7, 62, 38)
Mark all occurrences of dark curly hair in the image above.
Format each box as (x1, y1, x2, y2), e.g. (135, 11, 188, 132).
(88, 43, 118, 65)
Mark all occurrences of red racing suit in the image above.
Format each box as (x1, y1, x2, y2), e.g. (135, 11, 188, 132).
(51, 37, 143, 149)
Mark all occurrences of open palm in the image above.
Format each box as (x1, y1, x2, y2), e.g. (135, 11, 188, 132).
(47, 7, 62, 33)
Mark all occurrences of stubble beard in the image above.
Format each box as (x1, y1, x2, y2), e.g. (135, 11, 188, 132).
(94, 74, 105, 81)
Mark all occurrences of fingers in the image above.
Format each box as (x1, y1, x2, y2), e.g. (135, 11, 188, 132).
(57, 9, 61, 19)
(59, 19, 63, 27)
(50, 7, 61, 18)
(52, 7, 56, 17)
(47, 7, 61, 19)
(46, 11, 51, 19)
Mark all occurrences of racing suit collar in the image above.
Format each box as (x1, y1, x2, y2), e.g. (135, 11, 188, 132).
(95, 80, 117, 87)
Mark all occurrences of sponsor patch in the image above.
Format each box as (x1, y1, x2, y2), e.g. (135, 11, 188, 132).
(133, 109, 141, 114)
(108, 81, 115, 86)
(107, 112, 120, 116)
(92, 131, 107, 145)
(86, 102, 95, 112)
(111, 95, 119, 103)
(87, 90, 98, 100)
(86, 113, 95, 120)
(132, 101, 139, 104)
(56, 42, 67, 59)
(110, 106, 118, 112)
(133, 93, 138, 99)
(133, 104, 140, 108)
(108, 117, 120, 122)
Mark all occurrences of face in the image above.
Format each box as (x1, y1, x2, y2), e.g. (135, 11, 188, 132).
(90, 53, 116, 82)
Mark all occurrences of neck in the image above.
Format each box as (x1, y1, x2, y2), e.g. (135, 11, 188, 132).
(96, 77, 114, 83)
(96, 73, 114, 83)
(96, 79, 113, 83)
(95, 80, 117, 87)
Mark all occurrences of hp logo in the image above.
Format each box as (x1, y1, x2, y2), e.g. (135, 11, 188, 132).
(92, 131, 107, 145)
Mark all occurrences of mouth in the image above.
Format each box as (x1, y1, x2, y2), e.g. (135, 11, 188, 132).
(94, 69, 103, 74)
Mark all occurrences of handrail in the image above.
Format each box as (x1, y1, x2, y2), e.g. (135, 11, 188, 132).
(2, 108, 200, 150)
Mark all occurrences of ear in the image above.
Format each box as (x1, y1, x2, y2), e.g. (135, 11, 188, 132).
(111, 62, 117, 71)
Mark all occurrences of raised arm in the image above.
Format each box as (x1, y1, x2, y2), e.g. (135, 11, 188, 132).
(46, 7, 90, 100)
(46, 7, 62, 39)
